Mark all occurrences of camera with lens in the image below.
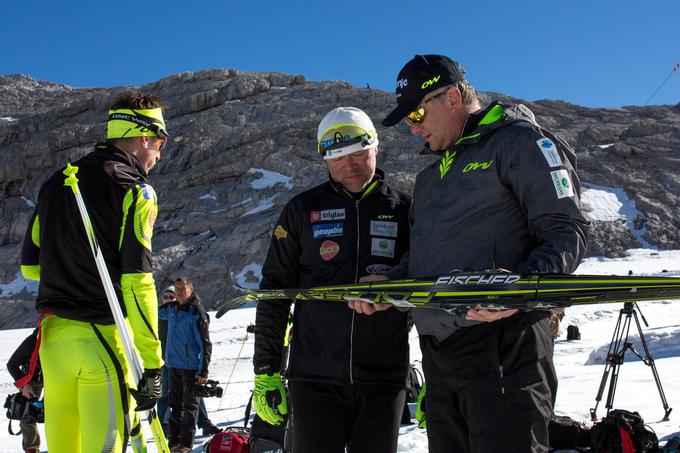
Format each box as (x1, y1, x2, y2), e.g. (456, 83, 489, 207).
(195, 379, 223, 398)
(4, 392, 44, 423)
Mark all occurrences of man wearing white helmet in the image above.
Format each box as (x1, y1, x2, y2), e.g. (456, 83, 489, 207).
(252, 107, 412, 453)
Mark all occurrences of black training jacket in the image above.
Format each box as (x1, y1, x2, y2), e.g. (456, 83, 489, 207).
(254, 169, 412, 386)
(21, 143, 157, 324)
(391, 102, 590, 341)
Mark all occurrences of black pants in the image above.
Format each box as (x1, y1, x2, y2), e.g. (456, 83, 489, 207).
(288, 381, 405, 453)
(421, 312, 557, 453)
(168, 368, 200, 448)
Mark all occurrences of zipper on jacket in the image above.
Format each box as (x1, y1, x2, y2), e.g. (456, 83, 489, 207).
(499, 365, 505, 395)
(349, 199, 362, 384)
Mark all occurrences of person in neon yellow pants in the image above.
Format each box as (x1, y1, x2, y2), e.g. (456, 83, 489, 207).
(21, 92, 168, 452)
(40, 317, 133, 451)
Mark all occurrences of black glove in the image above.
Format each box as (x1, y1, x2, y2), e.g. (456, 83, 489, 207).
(129, 368, 162, 411)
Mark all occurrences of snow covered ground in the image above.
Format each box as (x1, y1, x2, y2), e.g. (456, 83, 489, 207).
(1, 250, 679, 452)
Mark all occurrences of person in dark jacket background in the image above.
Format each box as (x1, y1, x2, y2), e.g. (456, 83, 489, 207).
(159, 277, 212, 452)
(358, 54, 590, 453)
(253, 107, 412, 453)
(7, 329, 42, 453)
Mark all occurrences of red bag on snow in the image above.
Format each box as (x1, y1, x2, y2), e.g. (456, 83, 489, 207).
(203, 427, 250, 453)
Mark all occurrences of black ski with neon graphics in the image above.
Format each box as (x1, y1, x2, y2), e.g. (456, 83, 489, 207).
(222, 272, 680, 314)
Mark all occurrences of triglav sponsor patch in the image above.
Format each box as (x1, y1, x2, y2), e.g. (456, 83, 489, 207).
(310, 209, 345, 223)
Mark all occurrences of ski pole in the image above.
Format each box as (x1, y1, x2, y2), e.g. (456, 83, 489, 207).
(218, 327, 250, 411)
(63, 162, 170, 453)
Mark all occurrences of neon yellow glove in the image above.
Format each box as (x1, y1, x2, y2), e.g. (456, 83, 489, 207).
(253, 372, 288, 426)
(416, 381, 427, 429)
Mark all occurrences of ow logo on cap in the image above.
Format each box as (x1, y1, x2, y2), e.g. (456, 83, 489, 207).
(421, 75, 441, 89)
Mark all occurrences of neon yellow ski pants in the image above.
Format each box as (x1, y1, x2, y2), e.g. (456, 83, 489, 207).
(40, 315, 136, 453)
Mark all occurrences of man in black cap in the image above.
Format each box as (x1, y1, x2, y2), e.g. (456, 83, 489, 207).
(355, 55, 590, 452)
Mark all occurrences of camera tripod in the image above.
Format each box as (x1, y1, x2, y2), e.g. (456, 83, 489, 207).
(590, 302, 672, 421)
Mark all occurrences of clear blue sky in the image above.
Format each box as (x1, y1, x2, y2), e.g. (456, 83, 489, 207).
(2, 0, 679, 108)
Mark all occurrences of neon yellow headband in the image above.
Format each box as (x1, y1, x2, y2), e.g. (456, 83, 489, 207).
(106, 108, 168, 140)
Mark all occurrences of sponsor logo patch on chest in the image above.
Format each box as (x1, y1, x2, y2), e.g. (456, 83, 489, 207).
(319, 240, 340, 261)
(313, 223, 344, 239)
(370, 220, 398, 238)
(366, 264, 393, 275)
(371, 238, 395, 258)
(310, 208, 346, 223)
(462, 160, 493, 173)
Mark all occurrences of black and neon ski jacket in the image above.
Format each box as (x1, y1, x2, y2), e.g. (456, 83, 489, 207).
(21, 143, 163, 369)
(159, 293, 212, 377)
(393, 102, 590, 341)
(254, 169, 412, 386)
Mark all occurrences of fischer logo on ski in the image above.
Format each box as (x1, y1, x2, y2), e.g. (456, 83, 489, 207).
(435, 274, 522, 285)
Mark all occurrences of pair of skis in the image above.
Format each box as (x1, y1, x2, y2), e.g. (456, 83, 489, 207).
(220, 271, 680, 316)
(64, 164, 169, 453)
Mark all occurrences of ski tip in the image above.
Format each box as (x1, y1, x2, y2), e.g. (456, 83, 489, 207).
(216, 295, 247, 318)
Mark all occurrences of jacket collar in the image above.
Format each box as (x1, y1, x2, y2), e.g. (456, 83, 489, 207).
(328, 167, 385, 201)
(453, 102, 539, 148)
(95, 142, 148, 180)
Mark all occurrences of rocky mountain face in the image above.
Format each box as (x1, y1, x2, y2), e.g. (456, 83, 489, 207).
(1, 70, 679, 328)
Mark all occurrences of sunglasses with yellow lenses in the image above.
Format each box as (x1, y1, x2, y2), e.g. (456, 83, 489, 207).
(405, 108, 426, 126)
(404, 89, 449, 126)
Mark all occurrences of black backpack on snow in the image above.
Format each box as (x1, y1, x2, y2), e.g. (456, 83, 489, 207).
(548, 415, 591, 450)
(567, 324, 581, 340)
(590, 409, 658, 452)
(400, 364, 424, 425)
(404, 365, 423, 403)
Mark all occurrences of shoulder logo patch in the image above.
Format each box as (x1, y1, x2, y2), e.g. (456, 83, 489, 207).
(550, 169, 575, 199)
(139, 183, 156, 201)
(274, 225, 288, 240)
(537, 138, 563, 168)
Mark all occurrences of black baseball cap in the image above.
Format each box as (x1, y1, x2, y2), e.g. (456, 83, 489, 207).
(382, 54, 466, 127)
